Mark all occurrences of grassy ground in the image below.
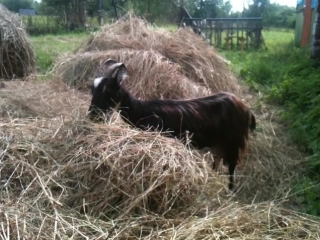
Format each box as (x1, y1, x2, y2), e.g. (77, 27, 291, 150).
(220, 28, 296, 88)
(30, 33, 89, 73)
(219, 29, 320, 216)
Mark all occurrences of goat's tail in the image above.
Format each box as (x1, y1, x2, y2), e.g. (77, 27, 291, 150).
(249, 111, 256, 132)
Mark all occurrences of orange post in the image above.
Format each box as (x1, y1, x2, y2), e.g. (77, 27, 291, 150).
(301, 0, 312, 47)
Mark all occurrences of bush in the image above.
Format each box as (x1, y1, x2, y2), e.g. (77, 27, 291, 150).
(224, 34, 320, 216)
(273, 60, 320, 216)
(277, 60, 320, 161)
(242, 45, 320, 216)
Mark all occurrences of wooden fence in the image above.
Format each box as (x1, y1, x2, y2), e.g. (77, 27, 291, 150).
(181, 17, 265, 50)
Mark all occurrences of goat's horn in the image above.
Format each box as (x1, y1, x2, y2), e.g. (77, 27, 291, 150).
(105, 62, 124, 78)
(103, 59, 118, 67)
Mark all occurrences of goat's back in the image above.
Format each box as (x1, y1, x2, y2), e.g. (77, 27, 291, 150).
(131, 92, 252, 150)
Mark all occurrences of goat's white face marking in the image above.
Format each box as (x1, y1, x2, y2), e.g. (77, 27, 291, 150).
(93, 77, 103, 88)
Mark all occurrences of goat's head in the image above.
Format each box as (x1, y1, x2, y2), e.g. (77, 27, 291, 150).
(88, 59, 128, 122)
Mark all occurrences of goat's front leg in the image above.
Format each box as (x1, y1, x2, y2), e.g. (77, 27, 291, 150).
(228, 163, 236, 191)
(213, 157, 221, 172)
(210, 146, 223, 173)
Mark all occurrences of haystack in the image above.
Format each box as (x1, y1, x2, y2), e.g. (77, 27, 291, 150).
(77, 12, 239, 94)
(0, 5, 35, 79)
(54, 49, 210, 99)
(0, 80, 89, 118)
(0, 80, 215, 218)
(54, 12, 239, 97)
(0, 79, 319, 239)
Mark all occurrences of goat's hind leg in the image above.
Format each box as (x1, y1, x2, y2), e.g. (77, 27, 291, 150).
(213, 156, 221, 172)
(211, 145, 239, 192)
(228, 163, 236, 191)
(224, 149, 239, 192)
(210, 146, 223, 173)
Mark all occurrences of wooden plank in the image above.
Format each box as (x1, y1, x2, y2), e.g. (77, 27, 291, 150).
(301, 0, 312, 47)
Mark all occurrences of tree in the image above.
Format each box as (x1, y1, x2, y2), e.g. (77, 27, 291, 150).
(40, 0, 90, 29)
(1, 0, 33, 12)
(262, 3, 295, 29)
(243, 0, 270, 17)
(220, 1, 232, 17)
(311, 1, 320, 59)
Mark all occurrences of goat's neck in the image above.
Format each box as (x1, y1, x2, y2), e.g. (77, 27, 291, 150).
(118, 89, 143, 125)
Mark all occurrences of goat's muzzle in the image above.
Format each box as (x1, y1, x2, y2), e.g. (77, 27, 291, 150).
(87, 106, 105, 123)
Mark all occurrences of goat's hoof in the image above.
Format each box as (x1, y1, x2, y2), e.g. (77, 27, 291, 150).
(227, 184, 239, 195)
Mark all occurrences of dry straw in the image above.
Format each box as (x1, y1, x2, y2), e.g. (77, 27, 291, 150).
(0, 78, 319, 239)
(54, 49, 210, 100)
(1, 11, 319, 240)
(0, 5, 35, 79)
(54, 12, 239, 95)
(0, 80, 89, 118)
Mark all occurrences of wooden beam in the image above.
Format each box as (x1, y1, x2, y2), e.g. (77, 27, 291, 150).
(301, 0, 312, 47)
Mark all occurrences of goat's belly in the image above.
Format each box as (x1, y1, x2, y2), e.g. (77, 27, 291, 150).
(189, 134, 216, 149)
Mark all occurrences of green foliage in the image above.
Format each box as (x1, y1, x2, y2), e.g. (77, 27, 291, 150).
(276, 60, 320, 154)
(30, 33, 88, 73)
(293, 177, 320, 216)
(22, 16, 67, 35)
(0, 0, 33, 12)
(231, 2, 296, 29)
(223, 29, 320, 216)
(262, 4, 296, 29)
(192, 0, 232, 18)
(222, 29, 296, 87)
(243, 0, 270, 17)
(274, 62, 320, 215)
(21, 15, 101, 36)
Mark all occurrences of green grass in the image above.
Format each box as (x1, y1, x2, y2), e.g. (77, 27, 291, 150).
(220, 29, 320, 216)
(156, 24, 177, 32)
(220, 29, 296, 86)
(23, 15, 103, 35)
(22, 15, 99, 27)
(30, 32, 90, 73)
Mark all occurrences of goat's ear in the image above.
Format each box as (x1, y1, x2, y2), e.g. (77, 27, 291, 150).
(112, 63, 128, 85)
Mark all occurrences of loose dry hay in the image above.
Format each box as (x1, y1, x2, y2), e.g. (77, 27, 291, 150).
(0, 80, 90, 118)
(53, 49, 210, 100)
(0, 79, 319, 239)
(0, 116, 212, 216)
(0, 5, 35, 79)
(1, 197, 320, 239)
(1, 12, 317, 237)
(0, 87, 217, 237)
(56, 12, 238, 95)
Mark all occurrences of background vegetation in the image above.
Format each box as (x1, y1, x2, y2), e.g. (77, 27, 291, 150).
(0, 0, 296, 35)
(222, 30, 320, 216)
(1, 0, 319, 217)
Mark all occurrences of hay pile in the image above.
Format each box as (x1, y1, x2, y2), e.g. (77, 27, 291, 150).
(54, 12, 238, 99)
(0, 79, 319, 239)
(54, 50, 210, 99)
(0, 5, 35, 79)
(0, 80, 89, 118)
(1, 11, 320, 240)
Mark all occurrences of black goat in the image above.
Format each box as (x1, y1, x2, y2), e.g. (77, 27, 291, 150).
(88, 59, 256, 191)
